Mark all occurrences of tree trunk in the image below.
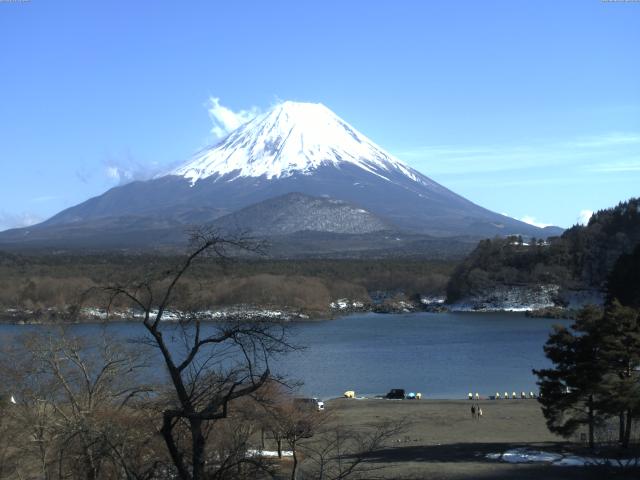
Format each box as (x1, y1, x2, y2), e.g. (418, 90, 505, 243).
(83, 442, 98, 480)
(290, 448, 298, 480)
(619, 411, 625, 445)
(277, 437, 282, 459)
(588, 395, 594, 449)
(191, 419, 206, 480)
(161, 413, 190, 480)
(623, 409, 633, 448)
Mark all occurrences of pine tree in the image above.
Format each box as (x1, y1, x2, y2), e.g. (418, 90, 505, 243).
(596, 301, 640, 448)
(607, 243, 640, 309)
(534, 305, 606, 449)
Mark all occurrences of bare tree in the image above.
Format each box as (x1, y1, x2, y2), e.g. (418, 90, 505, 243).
(0, 329, 158, 480)
(252, 383, 402, 480)
(300, 420, 406, 480)
(0, 395, 22, 480)
(103, 228, 296, 480)
(262, 396, 327, 480)
(206, 400, 271, 480)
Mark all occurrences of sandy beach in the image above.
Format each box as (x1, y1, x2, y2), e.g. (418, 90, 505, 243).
(322, 397, 638, 479)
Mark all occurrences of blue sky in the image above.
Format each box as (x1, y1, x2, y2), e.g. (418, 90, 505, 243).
(0, 0, 638, 231)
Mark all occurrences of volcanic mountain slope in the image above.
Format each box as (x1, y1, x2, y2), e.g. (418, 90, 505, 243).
(0, 101, 561, 250)
(211, 192, 389, 236)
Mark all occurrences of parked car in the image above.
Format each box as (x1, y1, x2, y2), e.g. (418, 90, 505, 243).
(385, 389, 405, 399)
(294, 397, 325, 411)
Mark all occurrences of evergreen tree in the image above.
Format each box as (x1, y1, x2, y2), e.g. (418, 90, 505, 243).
(534, 305, 606, 449)
(597, 301, 640, 448)
(607, 243, 640, 309)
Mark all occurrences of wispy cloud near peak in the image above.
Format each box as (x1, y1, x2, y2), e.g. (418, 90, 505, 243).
(103, 152, 163, 185)
(208, 97, 261, 139)
(0, 211, 43, 232)
(520, 215, 553, 229)
(577, 209, 593, 226)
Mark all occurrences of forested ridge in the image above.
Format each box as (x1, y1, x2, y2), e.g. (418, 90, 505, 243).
(3, 197, 638, 317)
(447, 198, 640, 303)
(0, 253, 454, 320)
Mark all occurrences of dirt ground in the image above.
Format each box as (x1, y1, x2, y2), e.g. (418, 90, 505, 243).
(321, 397, 638, 480)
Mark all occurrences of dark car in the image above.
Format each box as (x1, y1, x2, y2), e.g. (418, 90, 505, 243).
(385, 389, 405, 399)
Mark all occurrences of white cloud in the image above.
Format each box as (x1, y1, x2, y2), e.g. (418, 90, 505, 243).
(577, 209, 593, 225)
(589, 159, 640, 173)
(394, 131, 640, 176)
(566, 132, 640, 148)
(208, 97, 261, 139)
(104, 164, 136, 184)
(99, 98, 262, 185)
(106, 166, 122, 179)
(103, 152, 164, 185)
(0, 211, 43, 232)
(520, 215, 552, 228)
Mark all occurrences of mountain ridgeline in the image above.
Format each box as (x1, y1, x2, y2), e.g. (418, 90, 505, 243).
(0, 101, 560, 255)
(446, 198, 640, 303)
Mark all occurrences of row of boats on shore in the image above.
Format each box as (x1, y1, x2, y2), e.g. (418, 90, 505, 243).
(339, 389, 540, 401)
(471, 391, 539, 400)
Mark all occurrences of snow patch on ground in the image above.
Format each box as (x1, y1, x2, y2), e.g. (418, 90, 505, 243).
(80, 307, 302, 322)
(247, 449, 293, 458)
(450, 284, 559, 312)
(329, 298, 365, 310)
(486, 448, 640, 468)
(420, 296, 445, 305)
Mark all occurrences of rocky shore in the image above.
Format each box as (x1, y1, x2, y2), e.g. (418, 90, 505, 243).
(0, 286, 604, 325)
(0, 306, 312, 325)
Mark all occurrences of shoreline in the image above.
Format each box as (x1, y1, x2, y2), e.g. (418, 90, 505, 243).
(1, 286, 595, 325)
(0, 302, 573, 326)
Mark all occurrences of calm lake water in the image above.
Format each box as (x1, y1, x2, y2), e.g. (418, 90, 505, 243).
(0, 312, 569, 400)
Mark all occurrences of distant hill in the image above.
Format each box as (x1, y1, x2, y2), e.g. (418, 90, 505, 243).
(446, 198, 640, 303)
(211, 192, 389, 236)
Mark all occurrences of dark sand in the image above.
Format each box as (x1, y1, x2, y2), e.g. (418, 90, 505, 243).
(324, 398, 637, 479)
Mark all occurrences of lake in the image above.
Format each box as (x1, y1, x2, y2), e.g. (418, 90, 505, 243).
(0, 312, 568, 400)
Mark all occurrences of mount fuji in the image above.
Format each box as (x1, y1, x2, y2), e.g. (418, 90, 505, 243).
(0, 101, 561, 253)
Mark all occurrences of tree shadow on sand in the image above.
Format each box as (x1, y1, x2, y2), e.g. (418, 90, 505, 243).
(357, 442, 639, 480)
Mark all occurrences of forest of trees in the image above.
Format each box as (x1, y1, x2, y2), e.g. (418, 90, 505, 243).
(534, 245, 640, 451)
(0, 252, 455, 321)
(447, 198, 640, 303)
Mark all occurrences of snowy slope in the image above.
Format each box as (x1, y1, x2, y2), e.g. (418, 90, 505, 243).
(0, 100, 562, 250)
(169, 101, 432, 187)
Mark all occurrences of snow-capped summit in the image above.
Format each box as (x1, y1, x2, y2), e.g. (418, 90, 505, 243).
(0, 100, 563, 250)
(170, 101, 425, 185)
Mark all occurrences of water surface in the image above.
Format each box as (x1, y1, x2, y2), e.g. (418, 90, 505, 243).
(0, 312, 568, 399)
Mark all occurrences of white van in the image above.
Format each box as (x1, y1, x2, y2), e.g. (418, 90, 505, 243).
(294, 397, 325, 411)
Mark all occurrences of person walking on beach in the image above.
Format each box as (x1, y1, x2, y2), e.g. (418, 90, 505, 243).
(471, 404, 476, 419)
(478, 407, 483, 420)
